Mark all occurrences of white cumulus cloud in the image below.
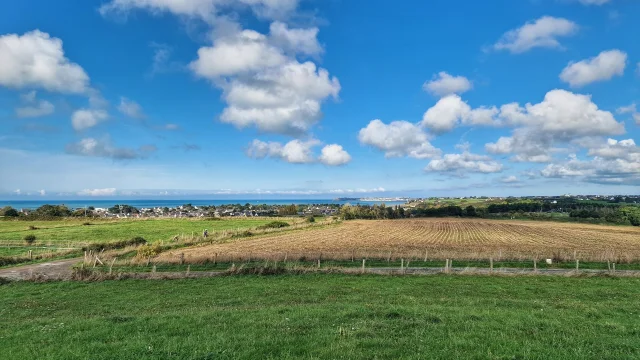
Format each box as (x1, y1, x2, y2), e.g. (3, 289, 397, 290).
(318, 144, 351, 166)
(423, 72, 472, 97)
(71, 109, 108, 131)
(493, 16, 578, 53)
(118, 97, 146, 119)
(190, 27, 340, 136)
(560, 50, 626, 87)
(421, 95, 501, 134)
(246, 139, 350, 166)
(358, 119, 441, 159)
(0, 30, 89, 93)
(486, 89, 624, 163)
(425, 151, 503, 175)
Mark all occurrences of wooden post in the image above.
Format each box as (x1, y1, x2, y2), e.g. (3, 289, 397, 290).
(317, 259, 321, 268)
(575, 259, 579, 271)
(28, 250, 32, 260)
(284, 252, 288, 262)
(612, 263, 616, 273)
(180, 252, 185, 265)
(400, 258, 404, 271)
(152, 265, 156, 273)
(351, 251, 355, 262)
(533, 259, 537, 272)
(424, 250, 428, 262)
(387, 251, 392, 263)
(214, 253, 218, 265)
(607, 260, 611, 271)
(444, 259, 449, 273)
(490, 257, 493, 272)
(449, 259, 452, 271)
(361, 258, 366, 273)
(186, 265, 190, 276)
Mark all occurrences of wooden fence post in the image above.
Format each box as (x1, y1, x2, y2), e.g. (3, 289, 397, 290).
(607, 260, 611, 272)
(533, 258, 537, 272)
(490, 257, 493, 272)
(152, 265, 156, 273)
(612, 263, 616, 273)
(361, 259, 366, 273)
(317, 259, 321, 268)
(575, 259, 579, 271)
(180, 252, 185, 265)
(387, 251, 392, 263)
(28, 250, 33, 260)
(400, 258, 404, 271)
(424, 250, 428, 262)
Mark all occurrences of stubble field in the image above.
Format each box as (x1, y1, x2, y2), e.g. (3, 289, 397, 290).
(163, 218, 640, 263)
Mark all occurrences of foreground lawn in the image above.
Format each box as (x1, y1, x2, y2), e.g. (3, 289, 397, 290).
(0, 218, 277, 244)
(1, 275, 639, 359)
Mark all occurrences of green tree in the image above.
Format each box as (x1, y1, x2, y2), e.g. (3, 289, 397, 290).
(1, 207, 19, 217)
(465, 205, 477, 217)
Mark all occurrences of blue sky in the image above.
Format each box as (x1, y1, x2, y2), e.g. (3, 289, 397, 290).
(0, 0, 639, 199)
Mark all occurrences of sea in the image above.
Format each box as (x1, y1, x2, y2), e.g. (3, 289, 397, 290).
(0, 199, 407, 210)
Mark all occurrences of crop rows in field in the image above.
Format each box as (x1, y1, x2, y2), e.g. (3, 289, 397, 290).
(163, 218, 640, 263)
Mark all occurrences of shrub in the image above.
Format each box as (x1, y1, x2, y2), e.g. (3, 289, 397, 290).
(82, 222, 92, 226)
(3, 208, 19, 217)
(257, 221, 290, 230)
(306, 215, 316, 223)
(24, 234, 36, 245)
(136, 243, 162, 258)
(82, 237, 147, 252)
(28, 225, 39, 230)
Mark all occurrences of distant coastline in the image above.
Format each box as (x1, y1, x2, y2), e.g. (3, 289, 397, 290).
(1, 199, 408, 210)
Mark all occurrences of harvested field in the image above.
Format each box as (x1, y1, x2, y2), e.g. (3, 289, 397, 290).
(159, 218, 640, 263)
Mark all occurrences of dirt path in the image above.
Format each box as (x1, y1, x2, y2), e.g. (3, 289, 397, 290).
(0, 258, 80, 281)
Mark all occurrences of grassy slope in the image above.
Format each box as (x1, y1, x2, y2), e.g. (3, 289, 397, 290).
(1, 275, 639, 360)
(0, 218, 276, 244)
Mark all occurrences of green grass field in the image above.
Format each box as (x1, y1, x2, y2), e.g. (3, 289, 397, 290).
(0, 218, 278, 245)
(1, 274, 639, 359)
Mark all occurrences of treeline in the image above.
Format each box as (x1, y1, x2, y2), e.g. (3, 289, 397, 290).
(338, 202, 640, 226)
(1, 205, 94, 219)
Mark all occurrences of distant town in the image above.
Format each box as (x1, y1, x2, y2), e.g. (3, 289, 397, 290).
(2, 194, 638, 219)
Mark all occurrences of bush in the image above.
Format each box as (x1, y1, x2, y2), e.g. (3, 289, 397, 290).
(257, 221, 290, 230)
(82, 222, 92, 226)
(23, 234, 36, 245)
(306, 215, 316, 223)
(3, 208, 19, 217)
(136, 243, 162, 258)
(82, 237, 147, 252)
(28, 225, 39, 230)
